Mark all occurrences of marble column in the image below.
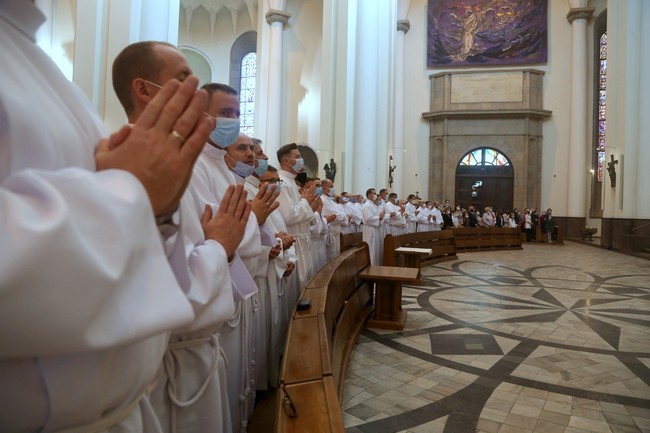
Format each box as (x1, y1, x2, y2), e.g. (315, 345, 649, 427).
(351, 0, 396, 193)
(319, 0, 356, 191)
(258, 5, 290, 164)
(70, 0, 180, 131)
(566, 3, 594, 217)
(605, 0, 650, 218)
(392, 18, 410, 196)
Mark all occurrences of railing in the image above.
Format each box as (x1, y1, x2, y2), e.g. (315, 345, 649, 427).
(275, 243, 374, 433)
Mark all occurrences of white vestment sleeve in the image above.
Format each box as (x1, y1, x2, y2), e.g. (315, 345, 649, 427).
(362, 203, 380, 227)
(172, 192, 234, 333)
(417, 209, 429, 225)
(0, 168, 194, 357)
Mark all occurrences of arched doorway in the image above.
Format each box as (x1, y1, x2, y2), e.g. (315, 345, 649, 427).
(455, 148, 514, 211)
(180, 47, 213, 86)
(297, 144, 318, 178)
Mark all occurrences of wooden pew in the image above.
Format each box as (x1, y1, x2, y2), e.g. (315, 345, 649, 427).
(275, 376, 344, 433)
(383, 231, 457, 283)
(536, 223, 565, 244)
(276, 243, 374, 432)
(339, 231, 363, 253)
(452, 227, 523, 252)
(383, 230, 457, 267)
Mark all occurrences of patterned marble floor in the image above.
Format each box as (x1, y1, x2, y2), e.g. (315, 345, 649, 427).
(342, 242, 650, 433)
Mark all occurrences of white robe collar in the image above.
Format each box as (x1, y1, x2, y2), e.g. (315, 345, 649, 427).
(0, 0, 45, 42)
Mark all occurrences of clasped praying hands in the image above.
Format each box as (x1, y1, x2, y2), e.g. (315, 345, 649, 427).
(95, 76, 214, 217)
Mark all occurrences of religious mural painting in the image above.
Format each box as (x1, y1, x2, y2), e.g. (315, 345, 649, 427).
(427, 0, 548, 67)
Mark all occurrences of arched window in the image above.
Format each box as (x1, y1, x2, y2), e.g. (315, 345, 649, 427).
(459, 148, 511, 167)
(596, 31, 607, 183)
(239, 52, 256, 137)
(590, 10, 607, 216)
(456, 147, 514, 211)
(230, 31, 257, 136)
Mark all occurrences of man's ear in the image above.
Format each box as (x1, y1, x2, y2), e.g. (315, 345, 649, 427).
(132, 78, 154, 106)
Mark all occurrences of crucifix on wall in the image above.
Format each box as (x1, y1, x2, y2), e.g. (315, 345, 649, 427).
(607, 154, 618, 187)
(388, 155, 396, 188)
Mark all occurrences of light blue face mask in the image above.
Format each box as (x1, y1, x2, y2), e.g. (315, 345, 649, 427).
(315, 186, 323, 196)
(231, 160, 255, 178)
(254, 159, 268, 177)
(291, 157, 304, 172)
(328, 188, 335, 198)
(209, 117, 240, 147)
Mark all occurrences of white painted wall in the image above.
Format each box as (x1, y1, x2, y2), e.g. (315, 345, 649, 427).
(42, 0, 644, 218)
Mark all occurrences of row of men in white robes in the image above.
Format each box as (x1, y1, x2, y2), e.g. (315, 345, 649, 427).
(1, 6, 459, 431)
(0, 10, 316, 432)
(0, 4, 244, 432)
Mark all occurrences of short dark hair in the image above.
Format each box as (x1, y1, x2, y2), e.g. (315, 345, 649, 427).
(201, 83, 239, 100)
(366, 188, 375, 198)
(277, 143, 298, 163)
(407, 194, 415, 200)
(389, 192, 397, 199)
(267, 165, 278, 172)
(112, 41, 176, 115)
(252, 138, 262, 146)
(379, 188, 388, 195)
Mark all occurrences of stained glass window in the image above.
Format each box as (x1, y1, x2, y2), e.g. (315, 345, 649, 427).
(240, 52, 256, 136)
(459, 148, 511, 166)
(596, 32, 607, 182)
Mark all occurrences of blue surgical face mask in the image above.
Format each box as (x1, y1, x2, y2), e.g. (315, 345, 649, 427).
(328, 188, 335, 198)
(315, 186, 323, 196)
(254, 159, 268, 177)
(232, 160, 255, 178)
(343, 197, 349, 203)
(393, 197, 399, 204)
(209, 117, 240, 147)
(291, 157, 304, 172)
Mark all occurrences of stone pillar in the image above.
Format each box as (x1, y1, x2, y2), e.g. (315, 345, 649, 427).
(71, 0, 180, 131)
(606, 0, 650, 218)
(566, 2, 594, 217)
(392, 18, 410, 196)
(258, 5, 290, 164)
(139, 0, 180, 42)
(351, 0, 395, 193)
(320, 0, 356, 191)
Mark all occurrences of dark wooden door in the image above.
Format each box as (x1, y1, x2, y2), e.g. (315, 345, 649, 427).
(455, 166, 514, 211)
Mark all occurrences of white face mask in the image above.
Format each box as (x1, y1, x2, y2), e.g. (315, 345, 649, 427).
(232, 160, 254, 178)
(209, 117, 240, 147)
(291, 157, 304, 172)
(254, 159, 268, 177)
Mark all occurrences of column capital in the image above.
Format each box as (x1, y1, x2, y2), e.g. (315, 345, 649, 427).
(266, 9, 291, 25)
(567, 7, 595, 23)
(397, 19, 410, 34)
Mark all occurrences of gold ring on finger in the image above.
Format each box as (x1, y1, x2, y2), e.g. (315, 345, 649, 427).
(170, 129, 186, 143)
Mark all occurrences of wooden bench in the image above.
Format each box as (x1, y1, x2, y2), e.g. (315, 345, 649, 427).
(536, 224, 565, 244)
(339, 231, 363, 253)
(275, 243, 374, 432)
(452, 227, 523, 252)
(383, 231, 457, 283)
